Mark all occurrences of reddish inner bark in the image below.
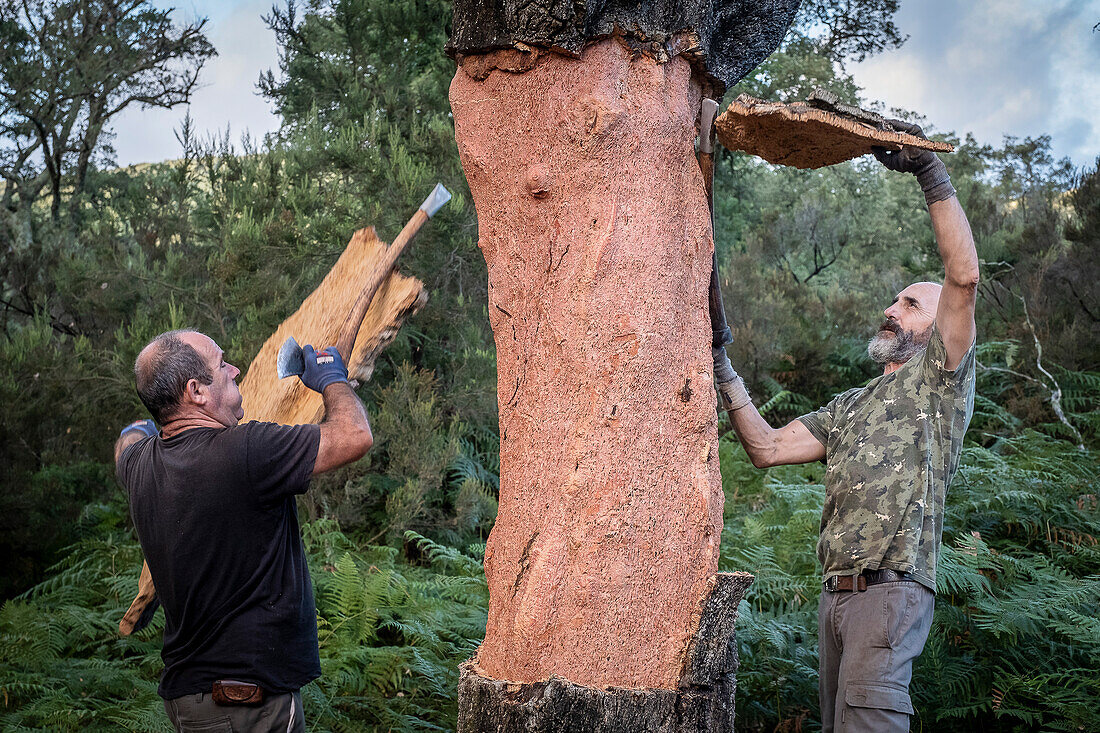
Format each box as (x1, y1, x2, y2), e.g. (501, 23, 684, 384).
(450, 39, 723, 690)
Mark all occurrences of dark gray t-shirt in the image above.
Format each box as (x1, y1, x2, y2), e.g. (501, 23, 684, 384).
(118, 421, 321, 699)
(798, 327, 976, 591)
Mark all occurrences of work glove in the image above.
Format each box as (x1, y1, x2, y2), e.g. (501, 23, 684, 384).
(872, 120, 956, 207)
(299, 345, 349, 394)
(713, 345, 751, 411)
(119, 419, 158, 439)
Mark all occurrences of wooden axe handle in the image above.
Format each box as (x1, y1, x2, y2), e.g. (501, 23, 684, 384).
(697, 99, 731, 349)
(335, 207, 429, 358)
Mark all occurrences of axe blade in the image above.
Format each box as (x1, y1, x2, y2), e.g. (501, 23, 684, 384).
(276, 336, 305, 379)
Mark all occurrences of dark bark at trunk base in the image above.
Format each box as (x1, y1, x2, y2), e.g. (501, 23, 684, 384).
(458, 572, 754, 732)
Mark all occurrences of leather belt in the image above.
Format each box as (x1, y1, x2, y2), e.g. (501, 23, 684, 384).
(823, 569, 915, 592)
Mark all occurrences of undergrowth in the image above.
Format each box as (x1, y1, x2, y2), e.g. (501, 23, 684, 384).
(0, 509, 486, 732)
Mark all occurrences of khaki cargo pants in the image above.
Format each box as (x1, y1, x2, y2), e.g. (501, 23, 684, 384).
(818, 580, 934, 732)
(164, 689, 305, 733)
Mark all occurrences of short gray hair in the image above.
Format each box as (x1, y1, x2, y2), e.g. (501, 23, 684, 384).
(135, 330, 212, 423)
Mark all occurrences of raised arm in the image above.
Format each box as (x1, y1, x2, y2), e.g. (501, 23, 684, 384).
(296, 345, 373, 475)
(874, 122, 978, 369)
(929, 196, 979, 369)
(714, 348, 825, 468)
(314, 381, 373, 474)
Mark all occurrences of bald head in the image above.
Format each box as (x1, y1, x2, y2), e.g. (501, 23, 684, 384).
(135, 330, 213, 423)
(905, 281, 943, 311)
(869, 281, 944, 367)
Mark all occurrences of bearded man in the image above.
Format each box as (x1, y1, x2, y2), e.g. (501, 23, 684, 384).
(716, 124, 978, 732)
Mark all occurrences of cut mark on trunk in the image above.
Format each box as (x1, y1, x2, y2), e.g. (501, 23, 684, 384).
(678, 378, 693, 403)
(512, 530, 540, 596)
(552, 240, 570, 272)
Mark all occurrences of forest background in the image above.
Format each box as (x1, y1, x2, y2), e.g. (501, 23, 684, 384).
(1, 1, 1098, 731)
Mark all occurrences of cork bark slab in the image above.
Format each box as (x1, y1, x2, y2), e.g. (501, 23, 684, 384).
(715, 94, 955, 169)
(450, 39, 723, 690)
(119, 228, 425, 637)
(237, 226, 427, 426)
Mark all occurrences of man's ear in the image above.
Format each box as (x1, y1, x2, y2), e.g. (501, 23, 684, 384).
(184, 378, 207, 406)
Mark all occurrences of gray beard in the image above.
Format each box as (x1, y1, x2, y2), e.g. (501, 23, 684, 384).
(867, 325, 932, 365)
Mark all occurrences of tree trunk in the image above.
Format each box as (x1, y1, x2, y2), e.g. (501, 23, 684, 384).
(452, 40, 723, 689)
(447, 2, 799, 728)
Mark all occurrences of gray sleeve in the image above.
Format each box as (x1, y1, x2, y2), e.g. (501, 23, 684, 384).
(797, 403, 833, 448)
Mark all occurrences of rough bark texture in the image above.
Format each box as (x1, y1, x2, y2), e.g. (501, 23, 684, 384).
(716, 94, 954, 169)
(447, 0, 802, 96)
(451, 39, 723, 691)
(457, 572, 755, 732)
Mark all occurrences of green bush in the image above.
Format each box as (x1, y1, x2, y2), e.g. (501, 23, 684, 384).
(722, 425, 1100, 733)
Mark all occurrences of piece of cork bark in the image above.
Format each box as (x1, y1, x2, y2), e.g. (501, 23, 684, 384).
(715, 93, 954, 169)
(237, 226, 427, 427)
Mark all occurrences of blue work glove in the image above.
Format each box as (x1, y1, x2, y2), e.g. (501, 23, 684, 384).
(300, 345, 349, 393)
(872, 120, 956, 207)
(119, 419, 158, 439)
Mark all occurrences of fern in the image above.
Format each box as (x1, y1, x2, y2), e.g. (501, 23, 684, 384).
(720, 390, 1100, 733)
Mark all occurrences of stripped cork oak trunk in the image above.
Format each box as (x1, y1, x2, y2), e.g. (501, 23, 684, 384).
(448, 1, 799, 729)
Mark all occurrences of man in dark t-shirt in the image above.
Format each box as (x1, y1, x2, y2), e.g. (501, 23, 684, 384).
(116, 329, 372, 732)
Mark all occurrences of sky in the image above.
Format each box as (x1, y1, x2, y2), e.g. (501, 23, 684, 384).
(112, 0, 1100, 169)
(111, 0, 280, 165)
(851, 0, 1100, 168)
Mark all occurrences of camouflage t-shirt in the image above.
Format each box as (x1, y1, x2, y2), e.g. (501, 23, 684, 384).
(798, 326, 975, 592)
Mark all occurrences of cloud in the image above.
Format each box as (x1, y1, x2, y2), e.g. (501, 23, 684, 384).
(852, 0, 1100, 168)
(110, 0, 1100, 170)
(111, 1, 280, 166)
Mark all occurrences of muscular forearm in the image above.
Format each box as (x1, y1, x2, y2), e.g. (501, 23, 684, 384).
(713, 345, 825, 468)
(729, 403, 825, 468)
(321, 381, 371, 431)
(314, 382, 373, 474)
(729, 402, 782, 468)
(929, 196, 979, 287)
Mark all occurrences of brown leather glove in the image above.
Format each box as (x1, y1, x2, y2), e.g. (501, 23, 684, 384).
(872, 120, 956, 207)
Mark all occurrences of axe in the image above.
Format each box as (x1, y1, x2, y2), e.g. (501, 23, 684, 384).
(277, 183, 452, 378)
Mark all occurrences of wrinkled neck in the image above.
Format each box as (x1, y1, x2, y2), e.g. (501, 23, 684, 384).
(159, 412, 231, 438)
